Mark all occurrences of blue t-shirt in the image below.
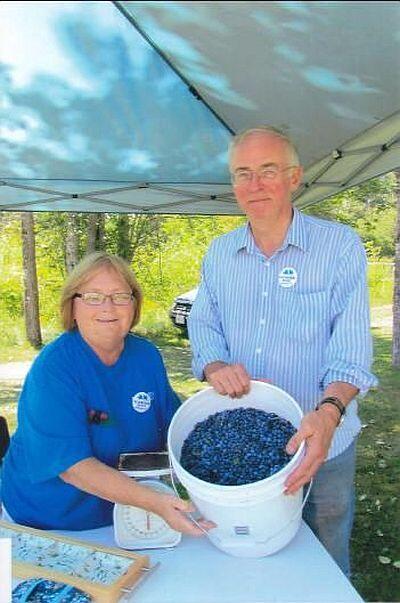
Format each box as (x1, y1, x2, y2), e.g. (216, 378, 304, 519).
(1, 331, 180, 530)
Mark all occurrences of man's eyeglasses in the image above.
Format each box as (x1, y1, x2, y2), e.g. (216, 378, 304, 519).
(73, 292, 134, 306)
(231, 165, 296, 185)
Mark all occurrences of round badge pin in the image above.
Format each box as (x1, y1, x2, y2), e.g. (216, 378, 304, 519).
(278, 267, 298, 288)
(132, 391, 153, 413)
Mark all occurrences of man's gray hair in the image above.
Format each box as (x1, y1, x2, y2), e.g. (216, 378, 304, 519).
(229, 125, 300, 166)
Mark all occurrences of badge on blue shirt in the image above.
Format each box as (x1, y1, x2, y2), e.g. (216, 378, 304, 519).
(278, 267, 298, 288)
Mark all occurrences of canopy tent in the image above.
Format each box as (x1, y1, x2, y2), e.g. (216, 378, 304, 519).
(1, 0, 399, 215)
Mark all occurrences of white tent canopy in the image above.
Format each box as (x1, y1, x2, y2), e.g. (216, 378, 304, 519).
(1, 1, 399, 214)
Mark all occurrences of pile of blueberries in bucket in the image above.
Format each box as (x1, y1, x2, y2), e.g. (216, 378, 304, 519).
(180, 407, 296, 486)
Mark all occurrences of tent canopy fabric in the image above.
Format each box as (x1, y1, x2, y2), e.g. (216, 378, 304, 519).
(1, 1, 399, 214)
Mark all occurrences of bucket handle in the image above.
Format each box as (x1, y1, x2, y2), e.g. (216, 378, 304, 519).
(168, 458, 313, 546)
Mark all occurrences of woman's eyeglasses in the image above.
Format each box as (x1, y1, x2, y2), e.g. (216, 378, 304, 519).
(73, 292, 134, 306)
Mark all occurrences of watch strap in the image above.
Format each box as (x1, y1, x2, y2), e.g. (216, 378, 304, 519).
(316, 396, 346, 426)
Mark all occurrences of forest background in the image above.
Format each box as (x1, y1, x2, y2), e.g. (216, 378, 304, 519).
(0, 173, 399, 602)
(0, 172, 396, 357)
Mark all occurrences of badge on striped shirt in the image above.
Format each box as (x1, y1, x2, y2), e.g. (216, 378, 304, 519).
(278, 267, 298, 288)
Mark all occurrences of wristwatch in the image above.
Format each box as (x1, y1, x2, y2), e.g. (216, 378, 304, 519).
(315, 396, 346, 426)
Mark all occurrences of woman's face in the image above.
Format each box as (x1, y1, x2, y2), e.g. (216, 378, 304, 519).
(72, 266, 134, 355)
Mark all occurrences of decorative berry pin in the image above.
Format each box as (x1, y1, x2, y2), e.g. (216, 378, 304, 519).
(88, 409, 109, 424)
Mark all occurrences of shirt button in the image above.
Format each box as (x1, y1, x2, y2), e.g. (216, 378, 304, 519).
(260, 319, 266, 325)
(263, 291, 268, 297)
(256, 348, 262, 354)
(264, 261, 270, 267)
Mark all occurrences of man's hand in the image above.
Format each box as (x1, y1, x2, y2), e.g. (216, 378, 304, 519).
(204, 361, 251, 397)
(284, 404, 339, 494)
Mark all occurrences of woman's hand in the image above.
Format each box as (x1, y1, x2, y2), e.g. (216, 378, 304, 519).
(149, 492, 216, 536)
(61, 457, 215, 535)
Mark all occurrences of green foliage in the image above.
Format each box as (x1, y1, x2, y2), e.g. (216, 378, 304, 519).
(0, 281, 23, 318)
(0, 173, 396, 349)
(368, 262, 394, 307)
(306, 173, 396, 258)
(0, 215, 24, 323)
(351, 330, 400, 602)
(131, 215, 245, 310)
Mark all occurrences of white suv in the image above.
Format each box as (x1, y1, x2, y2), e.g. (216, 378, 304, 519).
(169, 288, 198, 332)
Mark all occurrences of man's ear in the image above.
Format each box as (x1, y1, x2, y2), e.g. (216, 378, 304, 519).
(290, 166, 303, 192)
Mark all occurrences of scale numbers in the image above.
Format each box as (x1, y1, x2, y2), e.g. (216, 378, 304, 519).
(120, 505, 169, 539)
(113, 479, 181, 550)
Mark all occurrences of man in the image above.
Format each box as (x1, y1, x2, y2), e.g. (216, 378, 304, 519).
(188, 126, 377, 576)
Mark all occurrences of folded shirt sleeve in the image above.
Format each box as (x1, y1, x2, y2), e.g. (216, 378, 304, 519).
(319, 231, 378, 395)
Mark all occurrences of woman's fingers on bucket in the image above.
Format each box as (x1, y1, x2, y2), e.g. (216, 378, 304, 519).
(162, 496, 216, 536)
(196, 518, 217, 531)
(172, 496, 194, 512)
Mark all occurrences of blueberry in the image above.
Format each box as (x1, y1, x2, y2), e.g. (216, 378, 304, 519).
(180, 407, 296, 485)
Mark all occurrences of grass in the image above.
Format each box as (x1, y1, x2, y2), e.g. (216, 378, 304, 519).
(351, 327, 400, 602)
(0, 311, 399, 601)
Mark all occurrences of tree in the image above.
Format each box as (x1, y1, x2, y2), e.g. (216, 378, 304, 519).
(20, 212, 42, 348)
(86, 213, 105, 254)
(115, 215, 132, 260)
(65, 213, 79, 273)
(105, 214, 164, 262)
(307, 174, 396, 258)
(393, 170, 400, 367)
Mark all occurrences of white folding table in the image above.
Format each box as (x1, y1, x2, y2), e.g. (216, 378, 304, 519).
(51, 521, 363, 603)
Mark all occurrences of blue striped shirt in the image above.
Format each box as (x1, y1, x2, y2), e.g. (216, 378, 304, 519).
(188, 208, 378, 459)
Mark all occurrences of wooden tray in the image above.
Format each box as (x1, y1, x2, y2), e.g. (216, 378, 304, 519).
(0, 519, 150, 602)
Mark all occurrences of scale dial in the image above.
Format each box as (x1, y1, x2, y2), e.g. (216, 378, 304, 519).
(113, 479, 181, 550)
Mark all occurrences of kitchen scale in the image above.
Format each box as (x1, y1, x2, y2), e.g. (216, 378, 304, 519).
(113, 453, 182, 550)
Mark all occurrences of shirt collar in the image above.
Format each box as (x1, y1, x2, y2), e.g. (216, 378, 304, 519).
(284, 208, 310, 252)
(234, 208, 310, 254)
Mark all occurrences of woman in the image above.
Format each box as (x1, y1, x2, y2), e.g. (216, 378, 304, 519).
(1, 252, 211, 535)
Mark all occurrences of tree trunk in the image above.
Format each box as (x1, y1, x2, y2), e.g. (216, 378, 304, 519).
(86, 213, 105, 254)
(65, 213, 79, 273)
(392, 170, 400, 367)
(21, 212, 42, 348)
(116, 215, 132, 260)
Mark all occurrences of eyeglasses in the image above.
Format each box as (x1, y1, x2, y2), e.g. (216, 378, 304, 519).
(73, 292, 134, 306)
(231, 165, 296, 185)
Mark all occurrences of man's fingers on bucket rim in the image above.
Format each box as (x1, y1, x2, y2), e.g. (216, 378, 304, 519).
(285, 456, 313, 489)
(285, 458, 321, 494)
(211, 379, 228, 396)
(215, 372, 246, 398)
(286, 432, 302, 454)
(233, 365, 251, 392)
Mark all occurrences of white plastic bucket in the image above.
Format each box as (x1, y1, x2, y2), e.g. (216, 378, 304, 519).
(167, 381, 305, 557)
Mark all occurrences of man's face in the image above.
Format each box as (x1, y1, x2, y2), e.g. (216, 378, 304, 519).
(230, 132, 302, 222)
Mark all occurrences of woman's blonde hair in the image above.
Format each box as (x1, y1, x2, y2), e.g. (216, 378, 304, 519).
(60, 251, 142, 331)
